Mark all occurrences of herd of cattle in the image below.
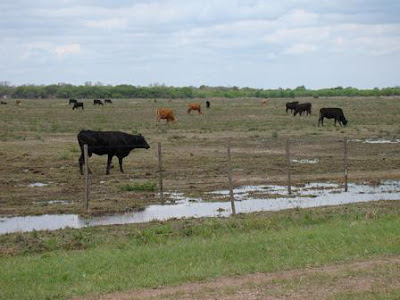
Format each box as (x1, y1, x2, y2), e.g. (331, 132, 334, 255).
(69, 98, 113, 110)
(75, 99, 348, 175)
(285, 101, 348, 127)
(1, 97, 349, 174)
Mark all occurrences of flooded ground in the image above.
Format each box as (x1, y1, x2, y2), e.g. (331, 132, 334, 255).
(1, 180, 399, 235)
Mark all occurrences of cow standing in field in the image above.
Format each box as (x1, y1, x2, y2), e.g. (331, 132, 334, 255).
(285, 101, 298, 113)
(105, 99, 113, 104)
(69, 99, 78, 105)
(93, 99, 104, 106)
(318, 108, 348, 127)
(156, 108, 176, 125)
(187, 103, 202, 114)
(77, 130, 150, 175)
(293, 102, 312, 116)
(0, 101, 7, 105)
(72, 102, 84, 110)
(206, 100, 210, 108)
(15, 100, 21, 106)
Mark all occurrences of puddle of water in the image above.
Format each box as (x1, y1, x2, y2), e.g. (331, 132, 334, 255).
(363, 139, 400, 144)
(28, 182, 48, 187)
(291, 158, 319, 164)
(1, 181, 399, 235)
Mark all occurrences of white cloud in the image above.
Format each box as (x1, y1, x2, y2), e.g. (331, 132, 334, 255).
(54, 43, 82, 57)
(284, 43, 317, 55)
(85, 18, 128, 29)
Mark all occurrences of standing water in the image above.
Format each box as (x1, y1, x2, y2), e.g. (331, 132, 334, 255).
(1, 181, 400, 235)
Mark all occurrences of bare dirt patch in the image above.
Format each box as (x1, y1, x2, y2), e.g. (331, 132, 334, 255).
(79, 256, 400, 300)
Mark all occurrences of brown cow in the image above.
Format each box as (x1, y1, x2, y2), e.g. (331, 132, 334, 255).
(15, 100, 21, 106)
(157, 108, 176, 125)
(187, 103, 202, 114)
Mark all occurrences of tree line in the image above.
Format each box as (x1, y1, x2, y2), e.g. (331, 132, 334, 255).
(0, 84, 399, 99)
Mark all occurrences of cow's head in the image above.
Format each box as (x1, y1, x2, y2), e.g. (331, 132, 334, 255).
(342, 119, 348, 126)
(137, 134, 150, 149)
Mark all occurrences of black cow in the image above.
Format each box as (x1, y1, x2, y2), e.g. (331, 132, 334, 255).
(318, 108, 348, 127)
(0, 101, 7, 105)
(93, 99, 103, 106)
(105, 99, 113, 104)
(77, 130, 150, 175)
(72, 102, 84, 110)
(285, 101, 299, 113)
(206, 100, 210, 108)
(69, 99, 78, 105)
(293, 102, 312, 116)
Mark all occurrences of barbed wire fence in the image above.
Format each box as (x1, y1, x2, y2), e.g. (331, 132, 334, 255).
(80, 137, 399, 214)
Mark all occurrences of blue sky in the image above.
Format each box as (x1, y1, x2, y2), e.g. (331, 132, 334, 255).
(1, 0, 399, 89)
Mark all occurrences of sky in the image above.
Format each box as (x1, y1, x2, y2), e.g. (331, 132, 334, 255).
(1, 0, 399, 89)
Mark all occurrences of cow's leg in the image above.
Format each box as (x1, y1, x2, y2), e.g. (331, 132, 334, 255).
(118, 157, 124, 173)
(79, 152, 93, 174)
(79, 152, 84, 175)
(106, 154, 113, 175)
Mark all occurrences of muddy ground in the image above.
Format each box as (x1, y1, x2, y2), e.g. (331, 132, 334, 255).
(0, 96, 399, 216)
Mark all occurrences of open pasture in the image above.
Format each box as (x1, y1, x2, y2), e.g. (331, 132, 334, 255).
(0, 96, 399, 216)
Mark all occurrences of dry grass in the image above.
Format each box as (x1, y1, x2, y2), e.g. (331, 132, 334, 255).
(0, 96, 399, 216)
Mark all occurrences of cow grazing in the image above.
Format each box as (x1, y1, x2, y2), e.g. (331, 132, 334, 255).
(0, 101, 7, 105)
(293, 102, 312, 116)
(187, 103, 202, 114)
(69, 99, 78, 105)
(285, 101, 299, 113)
(105, 99, 113, 104)
(72, 102, 84, 110)
(15, 100, 21, 106)
(157, 108, 176, 125)
(318, 108, 348, 127)
(93, 99, 104, 106)
(206, 100, 210, 108)
(77, 130, 150, 175)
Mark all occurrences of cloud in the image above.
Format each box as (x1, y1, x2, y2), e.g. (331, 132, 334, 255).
(284, 43, 317, 55)
(85, 18, 128, 29)
(22, 42, 82, 59)
(54, 43, 82, 57)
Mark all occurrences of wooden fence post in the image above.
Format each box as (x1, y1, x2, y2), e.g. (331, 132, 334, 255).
(227, 141, 236, 216)
(343, 138, 348, 192)
(84, 144, 90, 212)
(158, 142, 164, 202)
(286, 139, 292, 195)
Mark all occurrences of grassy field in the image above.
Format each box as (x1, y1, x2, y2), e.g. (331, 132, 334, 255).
(0, 96, 400, 216)
(0, 200, 399, 299)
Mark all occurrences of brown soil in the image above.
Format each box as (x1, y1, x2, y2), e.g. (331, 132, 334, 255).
(78, 256, 400, 300)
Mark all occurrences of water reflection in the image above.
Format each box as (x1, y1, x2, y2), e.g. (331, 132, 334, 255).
(1, 181, 399, 235)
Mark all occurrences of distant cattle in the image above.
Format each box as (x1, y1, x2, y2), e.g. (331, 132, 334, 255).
(15, 100, 21, 106)
(157, 108, 176, 125)
(72, 102, 84, 110)
(262, 99, 268, 106)
(313, 95, 319, 99)
(285, 101, 299, 113)
(187, 103, 202, 114)
(77, 130, 150, 175)
(318, 108, 348, 127)
(69, 99, 78, 105)
(293, 102, 312, 116)
(206, 100, 211, 108)
(105, 99, 113, 104)
(93, 99, 103, 106)
(0, 101, 7, 105)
